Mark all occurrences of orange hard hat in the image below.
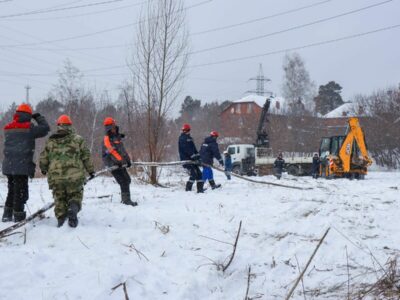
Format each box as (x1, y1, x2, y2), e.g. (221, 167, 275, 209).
(104, 117, 115, 126)
(181, 123, 191, 132)
(210, 130, 219, 137)
(57, 114, 72, 125)
(16, 103, 33, 115)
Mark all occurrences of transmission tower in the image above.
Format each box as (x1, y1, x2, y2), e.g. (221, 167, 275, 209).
(25, 85, 31, 103)
(246, 64, 272, 96)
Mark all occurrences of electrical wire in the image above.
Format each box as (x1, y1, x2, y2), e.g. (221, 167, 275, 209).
(192, 0, 332, 36)
(189, 0, 394, 55)
(0, 0, 213, 47)
(0, 0, 126, 19)
(4, 2, 148, 21)
(189, 24, 400, 68)
(1, 23, 398, 76)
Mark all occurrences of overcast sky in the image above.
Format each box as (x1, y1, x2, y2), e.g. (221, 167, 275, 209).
(0, 0, 399, 112)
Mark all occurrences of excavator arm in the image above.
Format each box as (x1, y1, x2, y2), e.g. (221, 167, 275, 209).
(339, 117, 372, 172)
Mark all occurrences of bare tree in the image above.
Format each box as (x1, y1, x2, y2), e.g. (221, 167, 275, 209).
(130, 0, 189, 184)
(281, 52, 316, 115)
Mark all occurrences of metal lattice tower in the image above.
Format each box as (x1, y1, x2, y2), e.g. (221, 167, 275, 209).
(247, 64, 272, 96)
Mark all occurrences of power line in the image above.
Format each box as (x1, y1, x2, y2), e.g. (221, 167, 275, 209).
(4, 2, 147, 22)
(1, 23, 398, 76)
(0, 0, 213, 47)
(189, 24, 400, 68)
(0, 0, 126, 19)
(192, 0, 332, 36)
(189, 0, 394, 55)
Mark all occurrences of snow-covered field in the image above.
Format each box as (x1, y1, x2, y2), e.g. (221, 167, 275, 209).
(0, 170, 399, 299)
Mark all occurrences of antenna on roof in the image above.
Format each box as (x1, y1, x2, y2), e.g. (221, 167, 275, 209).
(246, 64, 272, 96)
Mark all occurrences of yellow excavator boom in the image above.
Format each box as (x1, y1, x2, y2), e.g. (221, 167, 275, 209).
(338, 117, 372, 172)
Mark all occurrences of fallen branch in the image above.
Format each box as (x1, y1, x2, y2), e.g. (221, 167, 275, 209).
(244, 266, 252, 300)
(222, 220, 242, 272)
(111, 281, 130, 300)
(154, 221, 170, 235)
(0, 203, 54, 239)
(77, 236, 90, 250)
(285, 227, 330, 300)
(122, 243, 149, 262)
(294, 255, 307, 300)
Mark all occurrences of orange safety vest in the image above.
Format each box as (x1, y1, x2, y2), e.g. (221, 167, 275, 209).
(103, 135, 123, 161)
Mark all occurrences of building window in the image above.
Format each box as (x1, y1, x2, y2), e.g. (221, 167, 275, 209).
(276, 101, 280, 110)
(236, 104, 241, 114)
(230, 107, 235, 114)
(247, 103, 252, 114)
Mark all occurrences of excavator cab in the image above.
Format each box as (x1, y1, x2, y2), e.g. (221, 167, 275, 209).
(319, 118, 372, 179)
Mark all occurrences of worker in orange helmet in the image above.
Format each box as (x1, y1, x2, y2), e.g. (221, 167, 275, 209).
(102, 117, 137, 206)
(40, 115, 95, 227)
(2, 103, 50, 223)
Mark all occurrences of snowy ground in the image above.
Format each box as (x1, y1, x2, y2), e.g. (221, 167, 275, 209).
(0, 170, 399, 299)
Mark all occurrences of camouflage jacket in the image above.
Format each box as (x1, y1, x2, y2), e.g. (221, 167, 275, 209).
(39, 126, 94, 187)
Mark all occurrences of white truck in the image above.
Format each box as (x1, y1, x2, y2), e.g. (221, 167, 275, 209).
(225, 97, 314, 176)
(226, 144, 314, 176)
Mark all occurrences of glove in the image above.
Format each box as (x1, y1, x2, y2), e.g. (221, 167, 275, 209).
(41, 170, 47, 176)
(32, 113, 41, 119)
(219, 159, 224, 167)
(116, 161, 123, 168)
(126, 160, 132, 168)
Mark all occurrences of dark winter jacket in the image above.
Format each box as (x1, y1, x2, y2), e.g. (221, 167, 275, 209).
(200, 136, 223, 166)
(2, 112, 50, 177)
(312, 156, 321, 173)
(224, 154, 232, 171)
(273, 157, 285, 172)
(178, 132, 199, 167)
(102, 126, 131, 167)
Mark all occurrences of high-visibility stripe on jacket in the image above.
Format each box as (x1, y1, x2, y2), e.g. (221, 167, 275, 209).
(103, 136, 123, 161)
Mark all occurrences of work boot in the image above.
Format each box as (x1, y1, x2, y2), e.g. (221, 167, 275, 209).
(196, 181, 205, 193)
(185, 181, 193, 191)
(57, 216, 66, 228)
(2, 206, 13, 222)
(209, 180, 221, 190)
(13, 211, 26, 222)
(121, 192, 138, 207)
(67, 202, 80, 228)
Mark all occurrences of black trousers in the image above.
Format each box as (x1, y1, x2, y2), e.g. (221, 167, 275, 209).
(111, 168, 131, 194)
(186, 165, 202, 182)
(5, 175, 29, 212)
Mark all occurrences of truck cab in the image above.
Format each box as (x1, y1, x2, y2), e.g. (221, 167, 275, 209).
(226, 144, 255, 175)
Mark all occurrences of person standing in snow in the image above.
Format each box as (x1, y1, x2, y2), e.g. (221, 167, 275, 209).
(40, 115, 95, 228)
(102, 117, 137, 206)
(178, 123, 204, 193)
(199, 131, 224, 189)
(223, 151, 232, 180)
(312, 153, 321, 179)
(2, 103, 50, 223)
(273, 153, 285, 180)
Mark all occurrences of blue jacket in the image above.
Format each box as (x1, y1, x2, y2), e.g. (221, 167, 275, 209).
(178, 133, 198, 166)
(224, 154, 232, 171)
(200, 136, 223, 166)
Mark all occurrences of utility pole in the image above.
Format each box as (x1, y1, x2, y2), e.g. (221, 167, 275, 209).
(247, 64, 272, 96)
(25, 85, 31, 103)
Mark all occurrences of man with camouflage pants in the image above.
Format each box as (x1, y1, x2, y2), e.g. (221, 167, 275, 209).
(40, 115, 95, 228)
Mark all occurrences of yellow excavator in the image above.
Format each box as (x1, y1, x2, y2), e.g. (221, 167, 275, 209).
(319, 117, 373, 179)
